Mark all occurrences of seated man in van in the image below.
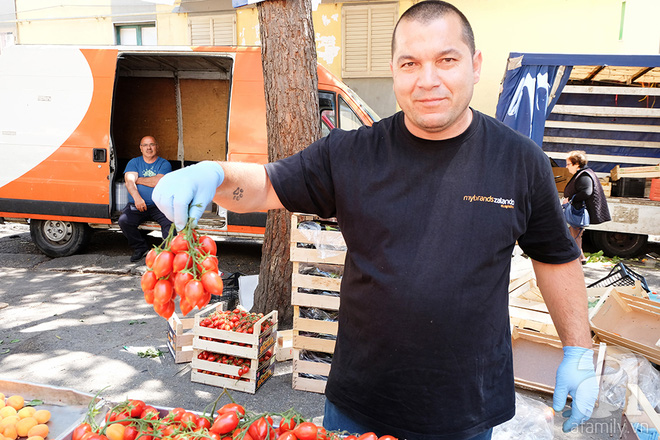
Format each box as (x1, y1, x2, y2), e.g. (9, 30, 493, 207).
(118, 136, 174, 262)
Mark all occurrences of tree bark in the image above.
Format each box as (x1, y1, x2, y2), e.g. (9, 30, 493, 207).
(252, 0, 321, 328)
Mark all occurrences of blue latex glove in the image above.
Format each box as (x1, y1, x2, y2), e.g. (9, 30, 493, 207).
(153, 161, 225, 230)
(553, 346, 599, 432)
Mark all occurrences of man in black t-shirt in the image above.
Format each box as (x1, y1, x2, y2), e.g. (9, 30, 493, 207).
(152, 2, 598, 438)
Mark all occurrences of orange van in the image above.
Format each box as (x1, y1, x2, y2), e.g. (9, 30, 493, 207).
(0, 45, 379, 256)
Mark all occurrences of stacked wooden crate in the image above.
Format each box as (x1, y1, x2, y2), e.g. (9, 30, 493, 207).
(290, 213, 346, 393)
(190, 303, 278, 394)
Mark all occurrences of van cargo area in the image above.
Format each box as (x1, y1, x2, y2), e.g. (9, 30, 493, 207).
(111, 53, 234, 216)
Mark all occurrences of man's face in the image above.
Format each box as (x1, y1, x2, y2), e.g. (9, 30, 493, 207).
(140, 137, 158, 161)
(390, 14, 482, 140)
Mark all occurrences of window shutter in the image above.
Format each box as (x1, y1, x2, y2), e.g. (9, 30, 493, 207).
(189, 14, 236, 46)
(190, 16, 212, 46)
(343, 3, 397, 78)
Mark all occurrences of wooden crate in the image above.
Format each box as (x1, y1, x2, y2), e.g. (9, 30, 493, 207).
(191, 351, 276, 394)
(590, 290, 660, 365)
(511, 327, 606, 394)
(292, 305, 338, 355)
(292, 348, 332, 394)
(276, 329, 293, 362)
(619, 383, 660, 439)
(610, 164, 660, 181)
(166, 312, 195, 363)
(290, 213, 345, 311)
(190, 304, 278, 393)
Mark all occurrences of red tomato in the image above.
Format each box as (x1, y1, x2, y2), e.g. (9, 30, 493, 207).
(115, 410, 132, 426)
(72, 423, 93, 440)
(247, 417, 270, 440)
(201, 271, 224, 296)
(317, 426, 327, 440)
(217, 403, 246, 418)
(88, 435, 110, 440)
(174, 271, 194, 296)
(201, 255, 219, 272)
(145, 249, 158, 268)
(184, 279, 205, 307)
(166, 407, 185, 422)
(123, 426, 138, 440)
(128, 400, 145, 418)
(278, 432, 297, 440)
(143, 289, 155, 305)
(357, 433, 378, 440)
(153, 296, 174, 317)
(196, 289, 212, 309)
(180, 411, 198, 427)
(378, 436, 398, 440)
(199, 236, 217, 255)
(141, 271, 157, 292)
(152, 251, 174, 278)
(172, 252, 193, 273)
(292, 422, 317, 440)
(170, 234, 190, 253)
(141, 406, 160, 420)
(179, 297, 194, 316)
(196, 416, 212, 430)
(153, 279, 174, 304)
(278, 417, 297, 434)
(210, 412, 240, 435)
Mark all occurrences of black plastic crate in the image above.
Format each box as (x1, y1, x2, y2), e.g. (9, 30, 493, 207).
(587, 262, 650, 293)
(611, 177, 646, 197)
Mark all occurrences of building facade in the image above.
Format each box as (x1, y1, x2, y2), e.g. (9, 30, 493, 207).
(3, 0, 659, 117)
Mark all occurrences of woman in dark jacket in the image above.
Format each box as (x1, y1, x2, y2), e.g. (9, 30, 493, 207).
(562, 150, 612, 262)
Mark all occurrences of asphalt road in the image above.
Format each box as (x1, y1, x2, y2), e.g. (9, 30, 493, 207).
(0, 222, 658, 439)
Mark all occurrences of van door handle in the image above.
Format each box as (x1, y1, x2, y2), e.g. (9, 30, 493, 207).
(93, 148, 107, 163)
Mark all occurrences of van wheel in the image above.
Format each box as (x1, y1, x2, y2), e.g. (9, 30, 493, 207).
(590, 231, 647, 258)
(30, 220, 92, 257)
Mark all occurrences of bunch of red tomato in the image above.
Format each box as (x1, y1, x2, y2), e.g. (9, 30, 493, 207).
(140, 226, 224, 319)
(71, 398, 398, 440)
(199, 309, 273, 334)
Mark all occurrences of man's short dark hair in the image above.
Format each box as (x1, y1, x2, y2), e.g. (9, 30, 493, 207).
(391, 1, 476, 58)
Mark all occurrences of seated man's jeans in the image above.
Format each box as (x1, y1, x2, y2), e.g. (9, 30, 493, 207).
(118, 203, 173, 252)
(323, 400, 493, 440)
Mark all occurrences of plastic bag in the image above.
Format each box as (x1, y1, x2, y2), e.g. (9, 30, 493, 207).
(298, 221, 346, 259)
(493, 393, 554, 440)
(599, 349, 660, 411)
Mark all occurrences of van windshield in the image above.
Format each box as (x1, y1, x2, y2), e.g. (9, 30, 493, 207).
(344, 87, 380, 123)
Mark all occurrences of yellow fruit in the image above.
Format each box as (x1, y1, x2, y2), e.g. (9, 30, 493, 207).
(0, 408, 16, 418)
(17, 407, 36, 419)
(33, 410, 50, 425)
(4, 397, 23, 412)
(2, 425, 17, 440)
(27, 436, 44, 440)
(27, 424, 48, 439)
(16, 417, 37, 437)
(0, 400, 5, 409)
(105, 423, 125, 440)
(0, 416, 19, 430)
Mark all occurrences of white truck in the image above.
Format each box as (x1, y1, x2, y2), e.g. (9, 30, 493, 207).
(496, 52, 660, 257)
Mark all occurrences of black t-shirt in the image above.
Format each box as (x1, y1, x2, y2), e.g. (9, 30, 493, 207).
(266, 110, 580, 439)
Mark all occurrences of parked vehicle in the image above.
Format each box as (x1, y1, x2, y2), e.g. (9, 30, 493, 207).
(0, 45, 378, 257)
(496, 52, 660, 257)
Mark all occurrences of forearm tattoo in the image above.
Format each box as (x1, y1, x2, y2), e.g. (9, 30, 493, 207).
(232, 187, 244, 202)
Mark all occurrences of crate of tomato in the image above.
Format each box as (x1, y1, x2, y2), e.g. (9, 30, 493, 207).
(191, 305, 278, 393)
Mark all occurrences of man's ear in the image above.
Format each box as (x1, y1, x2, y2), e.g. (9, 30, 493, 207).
(472, 50, 483, 84)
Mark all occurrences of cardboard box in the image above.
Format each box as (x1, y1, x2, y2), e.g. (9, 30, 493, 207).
(552, 166, 573, 192)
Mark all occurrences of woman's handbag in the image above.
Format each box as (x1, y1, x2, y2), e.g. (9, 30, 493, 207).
(563, 197, 590, 228)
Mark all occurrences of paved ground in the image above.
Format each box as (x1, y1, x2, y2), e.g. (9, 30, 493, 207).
(0, 222, 658, 439)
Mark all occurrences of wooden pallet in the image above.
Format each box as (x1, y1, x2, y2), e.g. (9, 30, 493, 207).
(291, 348, 331, 394)
(166, 312, 195, 363)
(590, 290, 660, 365)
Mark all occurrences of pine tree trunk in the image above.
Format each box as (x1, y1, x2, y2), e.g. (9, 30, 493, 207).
(252, 0, 320, 328)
